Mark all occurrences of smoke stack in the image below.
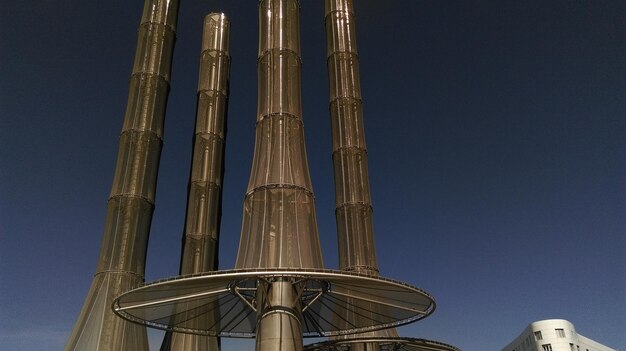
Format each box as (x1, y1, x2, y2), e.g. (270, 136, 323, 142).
(237, 1, 321, 349)
(305, 1, 460, 350)
(160, 12, 230, 351)
(112, 3, 435, 351)
(235, 0, 323, 271)
(325, 0, 378, 277)
(65, 1, 179, 350)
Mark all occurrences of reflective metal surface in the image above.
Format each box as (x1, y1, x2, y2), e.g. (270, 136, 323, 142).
(326, 0, 376, 277)
(235, 0, 323, 271)
(65, 1, 179, 350)
(112, 268, 435, 337)
(160, 12, 230, 351)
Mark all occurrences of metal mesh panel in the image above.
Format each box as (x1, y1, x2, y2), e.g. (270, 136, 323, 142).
(330, 99, 367, 151)
(198, 52, 229, 96)
(246, 116, 313, 191)
(335, 204, 377, 274)
(332, 149, 372, 205)
(196, 91, 227, 136)
(324, 4, 357, 56)
(110, 131, 162, 202)
(132, 23, 176, 80)
(327, 52, 362, 101)
(257, 52, 303, 120)
(237, 188, 323, 269)
(258, 0, 300, 55)
(122, 74, 169, 136)
(96, 196, 153, 273)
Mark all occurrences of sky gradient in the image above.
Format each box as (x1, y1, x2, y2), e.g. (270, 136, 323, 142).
(1, 1, 625, 350)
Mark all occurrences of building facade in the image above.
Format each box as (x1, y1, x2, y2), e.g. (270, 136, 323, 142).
(502, 319, 616, 351)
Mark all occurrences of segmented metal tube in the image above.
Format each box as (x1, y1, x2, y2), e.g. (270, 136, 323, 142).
(160, 12, 230, 351)
(66, 1, 179, 350)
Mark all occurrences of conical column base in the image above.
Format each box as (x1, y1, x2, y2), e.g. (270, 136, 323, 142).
(65, 272, 148, 351)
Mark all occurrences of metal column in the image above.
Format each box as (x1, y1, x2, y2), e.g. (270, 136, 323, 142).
(160, 12, 230, 351)
(237, 1, 320, 350)
(65, 1, 178, 350)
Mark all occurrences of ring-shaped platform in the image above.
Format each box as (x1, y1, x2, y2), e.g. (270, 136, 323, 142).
(304, 337, 460, 351)
(112, 268, 435, 337)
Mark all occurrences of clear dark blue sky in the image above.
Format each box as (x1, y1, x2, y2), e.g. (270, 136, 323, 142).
(1, 1, 624, 350)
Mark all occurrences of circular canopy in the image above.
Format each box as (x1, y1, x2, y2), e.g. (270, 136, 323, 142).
(112, 268, 435, 337)
(304, 337, 460, 351)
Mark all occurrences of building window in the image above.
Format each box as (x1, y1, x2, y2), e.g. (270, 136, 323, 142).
(570, 343, 575, 351)
(542, 345, 553, 351)
(556, 328, 566, 338)
(535, 331, 543, 341)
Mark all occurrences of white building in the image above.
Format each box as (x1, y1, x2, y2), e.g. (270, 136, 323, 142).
(502, 319, 616, 351)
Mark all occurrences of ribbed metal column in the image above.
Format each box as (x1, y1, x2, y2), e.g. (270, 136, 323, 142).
(160, 13, 229, 351)
(235, 0, 323, 271)
(235, 1, 321, 350)
(326, 0, 380, 278)
(325, 0, 399, 347)
(65, 1, 179, 350)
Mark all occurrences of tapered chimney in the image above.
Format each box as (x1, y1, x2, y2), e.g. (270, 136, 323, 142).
(235, 0, 323, 271)
(65, 1, 179, 350)
(237, 1, 320, 349)
(160, 12, 230, 351)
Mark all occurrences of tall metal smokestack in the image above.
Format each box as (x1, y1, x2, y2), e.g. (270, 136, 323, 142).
(160, 12, 230, 351)
(65, 1, 179, 350)
(325, 0, 378, 278)
(306, 1, 459, 350)
(236, 1, 321, 349)
(235, 0, 323, 270)
(112, 3, 435, 350)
